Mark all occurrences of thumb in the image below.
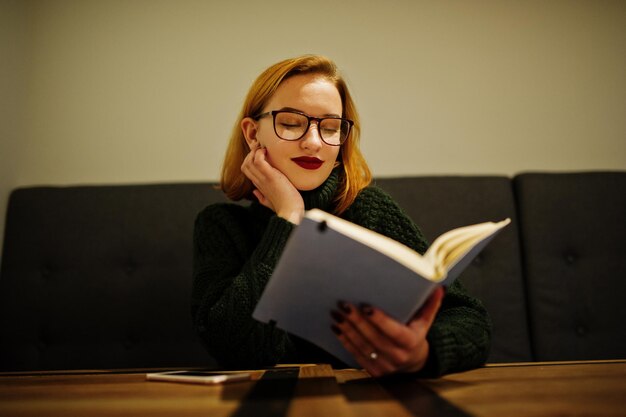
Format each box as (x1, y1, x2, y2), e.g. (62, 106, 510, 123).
(408, 286, 444, 333)
(253, 189, 274, 211)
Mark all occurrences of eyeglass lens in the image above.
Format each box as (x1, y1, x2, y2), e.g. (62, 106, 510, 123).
(274, 112, 349, 145)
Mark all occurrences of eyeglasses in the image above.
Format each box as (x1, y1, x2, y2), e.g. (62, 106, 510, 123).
(254, 110, 353, 146)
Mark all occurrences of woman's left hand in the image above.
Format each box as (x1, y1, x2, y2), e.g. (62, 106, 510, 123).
(240, 142, 305, 224)
(330, 286, 444, 377)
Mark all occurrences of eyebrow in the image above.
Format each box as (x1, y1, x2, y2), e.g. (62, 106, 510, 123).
(278, 107, 342, 118)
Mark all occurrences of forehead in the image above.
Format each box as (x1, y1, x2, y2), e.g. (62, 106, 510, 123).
(267, 74, 342, 114)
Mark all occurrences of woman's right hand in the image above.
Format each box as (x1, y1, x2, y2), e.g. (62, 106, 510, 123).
(241, 142, 305, 224)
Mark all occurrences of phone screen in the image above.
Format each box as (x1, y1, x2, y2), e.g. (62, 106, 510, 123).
(146, 370, 251, 385)
(164, 371, 227, 377)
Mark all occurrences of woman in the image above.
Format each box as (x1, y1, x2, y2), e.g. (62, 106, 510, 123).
(192, 55, 491, 377)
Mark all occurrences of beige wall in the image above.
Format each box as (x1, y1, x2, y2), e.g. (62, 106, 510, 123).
(1, 0, 27, 256)
(1, 0, 625, 255)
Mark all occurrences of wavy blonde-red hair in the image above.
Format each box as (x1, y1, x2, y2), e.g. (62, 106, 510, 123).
(220, 55, 371, 215)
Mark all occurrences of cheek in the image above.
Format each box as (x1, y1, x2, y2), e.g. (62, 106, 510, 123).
(262, 143, 289, 167)
(256, 123, 279, 147)
(325, 146, 341, 162)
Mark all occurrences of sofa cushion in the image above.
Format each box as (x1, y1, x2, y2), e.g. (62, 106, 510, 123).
(0, 183, 226, 371)
(514, 172, 626, 361)
(375, 176, 531, 363)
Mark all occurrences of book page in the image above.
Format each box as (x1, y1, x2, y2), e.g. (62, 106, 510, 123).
(426, 219, 511, 277)
(305, 209, 437, 280)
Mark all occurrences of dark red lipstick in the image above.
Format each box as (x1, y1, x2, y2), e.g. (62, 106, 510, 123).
(292, 156, 324, 170)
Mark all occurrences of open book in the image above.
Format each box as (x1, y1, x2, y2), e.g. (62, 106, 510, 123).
(252, 209, 510, 367)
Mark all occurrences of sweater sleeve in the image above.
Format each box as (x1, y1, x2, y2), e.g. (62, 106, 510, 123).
(344, 187, 492, 377)
(191, 204, 296, 368)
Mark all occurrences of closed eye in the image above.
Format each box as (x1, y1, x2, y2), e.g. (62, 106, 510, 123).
(280, 123, 302, 128)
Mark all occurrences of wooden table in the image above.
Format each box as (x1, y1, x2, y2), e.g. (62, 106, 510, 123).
(1, 360, 624, 417)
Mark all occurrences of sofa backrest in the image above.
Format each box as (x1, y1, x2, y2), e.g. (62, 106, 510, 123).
(0, 183, 226, 371)
(2, 173, 623, 371)
(375, 176, 532, 363)
(1, 176, 529, 371)
(514, 172, 626, 361)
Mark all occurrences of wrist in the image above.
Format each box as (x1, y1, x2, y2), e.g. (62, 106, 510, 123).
(277, 208, 304, 225)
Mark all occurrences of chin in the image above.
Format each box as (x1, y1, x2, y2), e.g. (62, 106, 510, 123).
(294, 182, 323, 191)
(288, 167, 333, 191)
(291, 176, 327, 191)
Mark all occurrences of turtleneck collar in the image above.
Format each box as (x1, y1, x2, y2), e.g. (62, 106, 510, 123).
(300, 167, 340, 211)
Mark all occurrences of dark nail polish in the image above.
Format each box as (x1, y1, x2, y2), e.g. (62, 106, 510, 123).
(360, 303, 374, 316)
(330, 310, 344, 323)
(338, 301, 351, 314)
(330, 324, 342, 335)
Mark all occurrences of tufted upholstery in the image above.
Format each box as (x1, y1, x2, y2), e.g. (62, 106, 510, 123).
(514, 172, 626, 360)
(0, 184, 229, 371)
(1, 172, 624, 371)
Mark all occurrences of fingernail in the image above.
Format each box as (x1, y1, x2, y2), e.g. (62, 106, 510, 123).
(330, 310, 344, 323)
(360, 303, 374, 316)
(338, 301, 351, 314)
(330, 324, 342, 335)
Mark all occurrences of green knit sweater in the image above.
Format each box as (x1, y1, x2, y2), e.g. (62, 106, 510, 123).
(192, 170, 491, 376)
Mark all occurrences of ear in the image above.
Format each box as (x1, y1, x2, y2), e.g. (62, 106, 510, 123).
(241, 117, 259, 149)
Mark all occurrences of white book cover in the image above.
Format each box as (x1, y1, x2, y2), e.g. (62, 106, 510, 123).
(253, 209, 510, 367)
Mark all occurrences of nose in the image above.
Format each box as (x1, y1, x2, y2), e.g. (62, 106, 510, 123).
(300, 121, 323, 151)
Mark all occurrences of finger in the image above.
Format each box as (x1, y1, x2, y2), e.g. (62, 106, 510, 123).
(241, 148, 265, 185)
(250, 149, 292, 192)
(252, 145, 265, 162)
(408, 286, 444, 337)
(241, 163, 261, 187)
(252, 147, 273, 172)
(362, 295, 442, 353)
(244, 148, 274, 183)
(241, 146, 256, 171)
(333, 305, 400, 372)
(252, 189, 273, 211)
(252, 189, 264, 203)
(343, 304, 421, 367)
(332, 323, 394, 377)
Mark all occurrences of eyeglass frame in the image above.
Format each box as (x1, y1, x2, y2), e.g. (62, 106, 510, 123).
(253, 110, 354, 146)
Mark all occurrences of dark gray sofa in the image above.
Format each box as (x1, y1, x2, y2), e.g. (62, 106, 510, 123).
(1, 172, 625, 372)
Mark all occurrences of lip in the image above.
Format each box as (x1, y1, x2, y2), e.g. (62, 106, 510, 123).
(292, 156, 324, 170)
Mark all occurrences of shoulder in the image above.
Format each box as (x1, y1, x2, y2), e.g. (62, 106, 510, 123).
(355, 184, 392, 201)
(347, 185, 403, 217)
(196, 202, 248, 223)
(193, 202, 257, 256)
(196, 202, 245, 225)
(194, 202, 252, 237)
